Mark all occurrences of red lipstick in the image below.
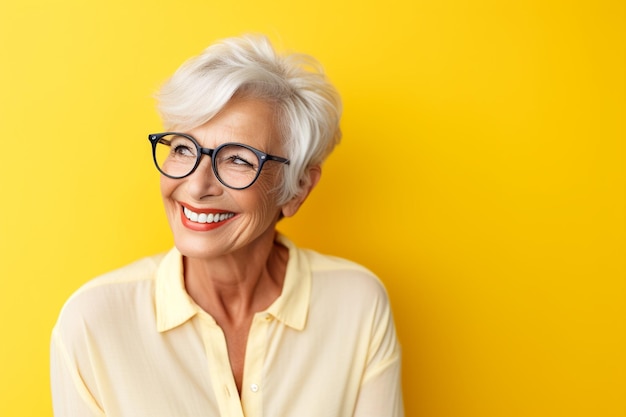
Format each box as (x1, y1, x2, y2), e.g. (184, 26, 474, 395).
(180, 204, 236, 232)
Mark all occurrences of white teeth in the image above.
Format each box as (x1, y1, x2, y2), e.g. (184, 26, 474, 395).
(183, 207, 234, 224)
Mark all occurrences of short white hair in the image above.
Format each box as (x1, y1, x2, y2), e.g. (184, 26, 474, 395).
(156, 35, 342, 204)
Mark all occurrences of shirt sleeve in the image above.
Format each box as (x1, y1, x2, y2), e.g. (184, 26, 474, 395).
(352, 287, 405, 417)
(50, 327, 105, 417)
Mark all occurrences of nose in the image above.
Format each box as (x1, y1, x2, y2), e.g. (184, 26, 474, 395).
(184, 155, 223, 199)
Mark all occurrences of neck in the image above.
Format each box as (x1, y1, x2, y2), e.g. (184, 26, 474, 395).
(183, 230, 287, 326)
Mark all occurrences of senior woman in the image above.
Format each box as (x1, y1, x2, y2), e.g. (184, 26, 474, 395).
(51, 35, 404, 417)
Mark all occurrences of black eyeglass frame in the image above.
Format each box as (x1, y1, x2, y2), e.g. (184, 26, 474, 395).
(148, 132, 290, 190)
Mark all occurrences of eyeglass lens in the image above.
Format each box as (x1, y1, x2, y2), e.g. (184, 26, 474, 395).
(154, 134, 261, 188)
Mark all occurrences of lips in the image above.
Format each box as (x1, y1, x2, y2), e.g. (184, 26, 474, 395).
(179, 204, 236, 231)
(183, 206, 235, 223)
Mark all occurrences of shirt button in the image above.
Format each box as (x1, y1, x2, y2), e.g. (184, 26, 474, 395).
(265, 314, 272, 321)
(250, 383, 259, 392)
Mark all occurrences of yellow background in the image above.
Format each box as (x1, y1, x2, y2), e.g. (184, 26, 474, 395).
(1, 0, 624, 416)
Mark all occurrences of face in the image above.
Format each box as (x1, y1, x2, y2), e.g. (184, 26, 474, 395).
(160, 98, 290, 260)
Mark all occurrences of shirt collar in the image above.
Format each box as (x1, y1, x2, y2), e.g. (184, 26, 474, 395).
(266, 233, 310, 330)
(155, 233, 311, 333)
(155, 247, 197, 332)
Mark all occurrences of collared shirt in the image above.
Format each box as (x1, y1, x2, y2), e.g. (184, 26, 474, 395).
(51, 235, 404, 417)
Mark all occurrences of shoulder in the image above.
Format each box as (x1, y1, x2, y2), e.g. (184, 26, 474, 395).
(66, 253, 164, 301)
(54, 253, 166, 332)
(301, 248, 390, 308)
(297, 248, 400, 362)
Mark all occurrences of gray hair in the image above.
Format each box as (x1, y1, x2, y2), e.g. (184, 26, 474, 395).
(156, 35, 342, 204)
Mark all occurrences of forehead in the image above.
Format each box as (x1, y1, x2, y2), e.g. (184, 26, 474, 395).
(187, 98, 279, 151)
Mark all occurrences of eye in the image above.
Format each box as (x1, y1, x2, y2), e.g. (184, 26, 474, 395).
(173, 144, 195, 157)
(217, 145, 259, 170)
(164, 135, 197, 158)
(227, 154, 254, 167)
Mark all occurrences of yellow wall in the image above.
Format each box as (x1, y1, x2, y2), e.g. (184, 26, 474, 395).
(1, 1, 624, 416)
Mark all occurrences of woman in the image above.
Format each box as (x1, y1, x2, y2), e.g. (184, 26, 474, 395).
(51, 35, 404, 417)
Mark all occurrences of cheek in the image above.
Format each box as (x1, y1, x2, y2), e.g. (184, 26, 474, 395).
(159, 177, 179, 224)
(256, 166, 283, 195)
(245, 178, 282, 219)
(256, 173, 281, 202)
(160, 176, 177, 199)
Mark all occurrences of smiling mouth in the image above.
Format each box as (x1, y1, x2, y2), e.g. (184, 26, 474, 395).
(183, 206, 236, 224)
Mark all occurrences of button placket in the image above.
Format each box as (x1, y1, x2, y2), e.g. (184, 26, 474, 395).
(198, 313, 245, 417)
(240, 313, 270, 415)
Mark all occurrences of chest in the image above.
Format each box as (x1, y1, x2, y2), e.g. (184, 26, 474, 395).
(221, 323, 250, 394)
(89, 312, 366, 417)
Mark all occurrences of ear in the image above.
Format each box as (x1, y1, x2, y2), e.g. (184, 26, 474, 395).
(281, 165, 322, 218)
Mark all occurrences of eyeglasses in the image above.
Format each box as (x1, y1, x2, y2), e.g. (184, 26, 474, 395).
(148, 132, 290, 190)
